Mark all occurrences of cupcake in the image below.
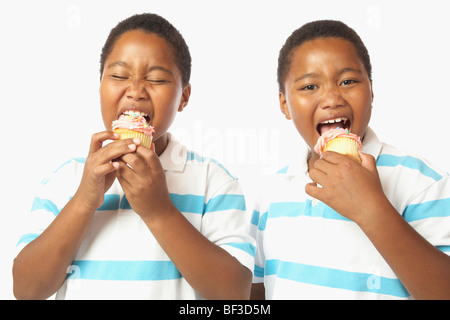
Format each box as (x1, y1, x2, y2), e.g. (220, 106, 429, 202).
(112, 111, 154, 149)
(314, 128, 363, 164)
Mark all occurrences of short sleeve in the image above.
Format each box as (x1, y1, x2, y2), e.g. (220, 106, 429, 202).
(402, 174, 450, 255)
(200, 177, 255, 273)
(15, 158, 85, 254)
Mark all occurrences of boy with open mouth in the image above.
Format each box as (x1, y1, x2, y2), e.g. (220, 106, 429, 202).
(250, 20, 450, 300)
(13, 13, 254, 300)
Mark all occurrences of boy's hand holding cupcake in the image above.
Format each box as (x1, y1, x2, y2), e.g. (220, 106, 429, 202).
(74, 131, 141, 213)
(115, 136, 174, 220)
(110, 110, 174, 219)
(307, 127, 387, 225)
(74, 111, 158, 213)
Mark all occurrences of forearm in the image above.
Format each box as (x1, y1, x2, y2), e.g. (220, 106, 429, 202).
(357, 199, 450, 299)
(250, 283, 266, 300)
(13, 195, 95, 300)
(142, 205, 252, 299)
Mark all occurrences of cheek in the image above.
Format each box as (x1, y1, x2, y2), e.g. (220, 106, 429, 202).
(99, 84, 121, 129)
(286, 95, 318, 145)
(349, 91, 373, 136)
(288, 95, 315, 125)
(151, 88, 182, 131)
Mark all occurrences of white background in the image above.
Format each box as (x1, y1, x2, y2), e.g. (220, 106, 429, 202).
(1, 0, 449, 299)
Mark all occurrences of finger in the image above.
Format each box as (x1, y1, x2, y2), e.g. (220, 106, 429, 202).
(321, 151, 348, 164)
(308, 168, 327, 186)
(359, 151, 377, 172)
(313, 157, 334, 174)
(305, 182, 322, 199)
(92, 162, 119, 182)
(135, 145, 163, 170)
(89, 131, 119, 153)
(120, 152, 147, 172)
(98, 138, 139, 163)
(115, 160, 138, 190)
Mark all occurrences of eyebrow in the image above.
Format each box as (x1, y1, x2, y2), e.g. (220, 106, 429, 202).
(337, 67, 363, 76)
(147, 65, 172, 75)
(294, 68, 363, 83)
(294, 72, 319, 83)
(106, 61, 130, 69)
(106, 61, 173, 75)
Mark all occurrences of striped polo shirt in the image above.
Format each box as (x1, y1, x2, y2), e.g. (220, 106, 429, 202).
(251, 127, 450, 299)
(16, 133, 255, 299)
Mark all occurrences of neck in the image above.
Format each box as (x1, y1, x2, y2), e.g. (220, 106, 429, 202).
(154, 132, 169, 156)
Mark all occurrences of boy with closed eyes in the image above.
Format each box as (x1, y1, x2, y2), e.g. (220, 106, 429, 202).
(13, 13, 254, 300)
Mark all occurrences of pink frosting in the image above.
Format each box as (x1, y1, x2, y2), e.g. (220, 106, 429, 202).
(314, 128, 362, 156)
(112, 113, 154, 136)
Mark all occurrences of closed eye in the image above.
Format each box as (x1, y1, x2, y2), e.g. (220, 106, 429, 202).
(111, 75, 128, 80)
(147, 79, 170, 84)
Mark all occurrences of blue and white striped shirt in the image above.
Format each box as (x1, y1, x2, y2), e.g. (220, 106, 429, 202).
(251, 127, 450, 299)
(17, 133, 255, 299)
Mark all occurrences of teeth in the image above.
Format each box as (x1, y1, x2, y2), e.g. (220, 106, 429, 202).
(123, 110, 149, 117)
(321, 117, 348, 124)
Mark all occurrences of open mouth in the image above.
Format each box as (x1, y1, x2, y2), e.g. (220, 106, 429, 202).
(316, 117, 351, 135)
(120, 110, 151, 124)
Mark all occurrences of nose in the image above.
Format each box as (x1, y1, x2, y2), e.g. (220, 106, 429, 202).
(126, 80, 149, 101)
(319, 85, 345, 109)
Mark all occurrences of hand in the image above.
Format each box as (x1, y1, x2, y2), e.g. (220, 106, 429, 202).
(115, 142, 174, 219)
(74, 131, 140, 212)
(306, 151, 388, 225)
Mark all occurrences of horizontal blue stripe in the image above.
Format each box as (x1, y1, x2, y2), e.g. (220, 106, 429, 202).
(116, 193, 205, 214)
(223, 242, 256, 257)
(16, 233, 40, 247)
(35, 192, 244, 216)
(265, 259, 410, 298)
(437, 245, 450, 252)
(31, 197, 60, 216)
(376, 154, 443, 181)
(205, 194, 246, 213)
(170, 193, 204, 214)
(251, 210, 260, 226)
(258, 211, 268, 231)
(254, 265, 264, 278)
(68, 260, 182, 281)
(67, 194, 122, 211)
(268, 200, 350, 221)
(403, 198, 450, 222)
(98, 194, 121, 211)
(119, 195, 131, 209)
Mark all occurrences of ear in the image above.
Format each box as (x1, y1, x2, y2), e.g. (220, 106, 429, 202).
(370, 80, 374, 103)
(279, 91, 291, 120)
(178, 84, 191, 112)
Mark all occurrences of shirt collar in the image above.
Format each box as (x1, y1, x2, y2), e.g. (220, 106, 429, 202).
(360, 126, 383, 160)
(158, 133, 187, 173)
(285, 126, 383, 178)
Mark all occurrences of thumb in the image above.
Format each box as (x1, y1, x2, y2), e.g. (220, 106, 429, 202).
(359, 151, 377, 172)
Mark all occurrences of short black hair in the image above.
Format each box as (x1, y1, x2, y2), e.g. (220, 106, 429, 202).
(100, 13, 191, 87)
(277, 20, 372, 94)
